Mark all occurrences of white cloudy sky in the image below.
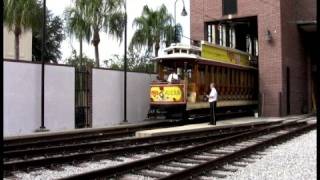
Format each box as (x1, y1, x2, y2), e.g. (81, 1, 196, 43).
(47, 0, 190, 65)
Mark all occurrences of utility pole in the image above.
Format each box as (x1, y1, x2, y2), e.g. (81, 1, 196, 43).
(123, 0, 128, 123)
(37, 0, 48, 132)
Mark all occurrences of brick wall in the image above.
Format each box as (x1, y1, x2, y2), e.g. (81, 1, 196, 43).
(295, 0, 317, 21)
(280, 0, 316, 115)
(190, 0, 284, 116)
(190, 0, 316, 117)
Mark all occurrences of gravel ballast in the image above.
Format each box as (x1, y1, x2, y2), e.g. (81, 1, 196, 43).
(6, 128, 316, 179)
(224, 129, 317, 180)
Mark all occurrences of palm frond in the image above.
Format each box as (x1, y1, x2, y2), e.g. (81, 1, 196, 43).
(106, 12, 125, 42)
(4, 0, 41, 32)
(130, 4, 175, 56)
(64, 6, 91, 43)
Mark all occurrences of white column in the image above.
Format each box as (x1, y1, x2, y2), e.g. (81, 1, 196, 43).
(254, 38, 259, 56)
(212, 25, 216, 44)
(208, 25, 212, 43)
(232, 27, 236, 48)
(219, 25, 223, 46)
(222, 25, 226, 47)
(246, 35, 252, 54)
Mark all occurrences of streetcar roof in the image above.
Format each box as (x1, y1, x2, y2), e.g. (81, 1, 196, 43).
(155, 56, 257, 70)
(152, 42, 257, 70)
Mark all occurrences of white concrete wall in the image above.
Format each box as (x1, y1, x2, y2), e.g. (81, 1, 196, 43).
(4, 62, 41, 136)
(4, 61, 75, 136)
(92, 69, 156, 127)
(3, 26, 32, 61)
(127, 72, 155, 123)
(45, 65, 75, 131)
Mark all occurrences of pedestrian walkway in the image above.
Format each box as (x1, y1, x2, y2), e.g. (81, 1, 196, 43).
(4, 119, 168, 140)
(135, 115, 310, 137)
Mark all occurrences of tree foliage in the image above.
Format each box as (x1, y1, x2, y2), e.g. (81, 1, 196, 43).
(64, 5, 91, 43)
(32, 11, 65, 63)
(130, 5, 182, 57)
(74, 0, 126, 67)
(65, 50, 96, 68)
(4, 0, 42, 60)
(104, 49, 154, 73)
(64, 4, 91, 62)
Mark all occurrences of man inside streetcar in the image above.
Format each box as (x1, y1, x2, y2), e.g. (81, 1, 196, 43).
(167, 69, 179, 83)
(207, 82, 218, 125)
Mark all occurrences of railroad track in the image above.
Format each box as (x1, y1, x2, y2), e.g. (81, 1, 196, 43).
(4, 121, 178, 152)
(55, 117, 315, 180)
(3, 112, 248, 152)
(4, 120, 280, 174)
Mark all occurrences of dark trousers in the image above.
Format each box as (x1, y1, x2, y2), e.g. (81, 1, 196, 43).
(210, 101, 216, 125)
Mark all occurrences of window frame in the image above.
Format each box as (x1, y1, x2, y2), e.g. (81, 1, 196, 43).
(222, 0, 238, 16)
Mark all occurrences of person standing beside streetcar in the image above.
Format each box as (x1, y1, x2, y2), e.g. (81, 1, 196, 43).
(207, 82, 218, 125)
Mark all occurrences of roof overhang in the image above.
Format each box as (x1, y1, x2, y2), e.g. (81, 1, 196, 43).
(297, 20, 317, 32)
(152, 54, 199, 61)
(152, 56, 257, 70)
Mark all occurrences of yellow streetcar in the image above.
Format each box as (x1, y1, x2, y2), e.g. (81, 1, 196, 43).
(149, 41, 259, 119)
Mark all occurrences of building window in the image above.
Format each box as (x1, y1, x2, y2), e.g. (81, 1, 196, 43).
(208, 23, 234, 47)
(246, 35, 252, 54)
(222, 25, 226, 47)
(212, 25, 216, 44)
(222, 0, 237, 15)
(208, 25, 212, 43)
(229, 26, 236, 48)
(254, 38, 259, 56)
(219, 25, 223, 46)
(207, 24, 217, 44)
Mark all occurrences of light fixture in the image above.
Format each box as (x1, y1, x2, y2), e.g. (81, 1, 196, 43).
(181, 6, 187, 16)
(265, 30, 272, 42)
(181, 0, 188, 16)
(174, 0, 188, 43)
(228, 14, 232, 19)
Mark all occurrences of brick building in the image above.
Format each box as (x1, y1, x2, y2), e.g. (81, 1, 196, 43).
(190, 0, 317, 116)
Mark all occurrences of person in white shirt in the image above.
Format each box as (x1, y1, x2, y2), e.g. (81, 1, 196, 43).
(207, 82, 218, 125)
(167, 70, 179, 83)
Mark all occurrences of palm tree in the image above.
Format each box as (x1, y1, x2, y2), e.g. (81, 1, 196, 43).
(75, 0, 125, 67)
(164, 23, 183, 47)
(4, 0, 41, 60)
(64, 5, 91, 66)
(130, 5, 182, 57)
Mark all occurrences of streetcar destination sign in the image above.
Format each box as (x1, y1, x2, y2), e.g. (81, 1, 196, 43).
(150, 83, 186, 104)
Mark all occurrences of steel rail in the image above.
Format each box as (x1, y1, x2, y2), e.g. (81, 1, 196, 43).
(57, 118, 312, 179)
(4, 121, 174, 150)
(160, 122, 316, 179)
(4, 111, 262, 150)
(4, 121, 280, 159)
(3, 125, 256, 172)
(4, 130, 135, 151)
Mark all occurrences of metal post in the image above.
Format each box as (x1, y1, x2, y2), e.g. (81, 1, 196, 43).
(174, 0, 187, 43)
(317, 64, 320, 121)
(174, 0, 177, 43)
(37, 0, 48, 131)
(279, 92, 282, 117)
(123, 0, 128, 123)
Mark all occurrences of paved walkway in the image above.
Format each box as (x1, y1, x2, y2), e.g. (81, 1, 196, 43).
(4, 119, 168, 140)
(135, 115, 310, 137)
